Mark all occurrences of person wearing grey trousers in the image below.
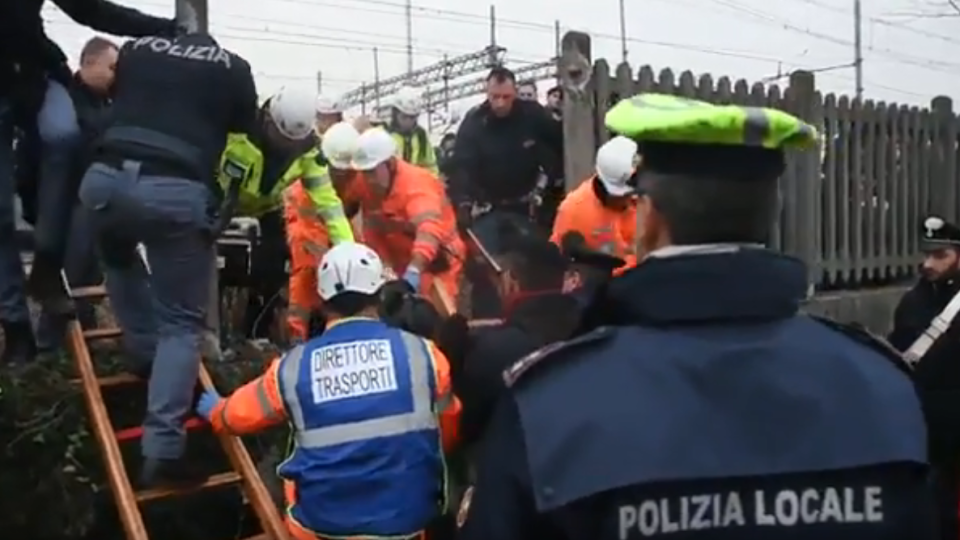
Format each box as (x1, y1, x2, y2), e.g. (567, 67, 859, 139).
(79, 160, 217, 486)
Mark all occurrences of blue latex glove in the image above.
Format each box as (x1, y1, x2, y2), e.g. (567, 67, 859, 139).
(196, 389, 223, 421)
(402, 266, 422, 291)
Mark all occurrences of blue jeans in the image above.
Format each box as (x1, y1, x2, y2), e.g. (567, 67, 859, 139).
(34, 80, 81, 262)
(79, 161, 216, 459)
(0, 80, 80, 324)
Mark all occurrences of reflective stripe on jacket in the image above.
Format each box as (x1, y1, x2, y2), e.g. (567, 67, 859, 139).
(359, 159, 463, 273)
(389, 127, 438, 175)
(218, 133, 353, 243)
(209, 317, 460, 537)
(277, 317, 457, 537)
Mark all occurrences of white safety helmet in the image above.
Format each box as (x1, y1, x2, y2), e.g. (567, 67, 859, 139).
(317, 242, 386, 301)
(268, 86, 317, 140)
(595, 136, 638, 196)
(352, 128, 397, 171)
(393, 86, 423, 116)
(316, 94, 343, 116)
(321, 121, 360, 169)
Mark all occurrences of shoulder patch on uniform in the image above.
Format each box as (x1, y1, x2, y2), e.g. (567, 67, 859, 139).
(502, 326, 614, 387)
(809, 314, 912, 375)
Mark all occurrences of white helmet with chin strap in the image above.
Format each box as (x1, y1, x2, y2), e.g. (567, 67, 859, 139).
(268, 85, 317, 140)
(321, 121, 360, 169)
(351, 128, 397, 171)
(317, 242, 386, 301)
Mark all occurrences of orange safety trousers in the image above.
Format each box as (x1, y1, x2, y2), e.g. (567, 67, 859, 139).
(282, 183, 361, 341)
(282, 481, 428, 540)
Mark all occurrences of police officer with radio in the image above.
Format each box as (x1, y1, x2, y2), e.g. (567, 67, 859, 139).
(457, 95, 935, 539)
(77, 31, 258, 488)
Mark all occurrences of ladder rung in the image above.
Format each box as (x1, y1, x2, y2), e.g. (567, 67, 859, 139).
(70, 373, 142, 388)
(115, 417, 206, 443)
(135, 471, 242, 503)
(71, 285, 107, 299)
(84, 327, 122, 341)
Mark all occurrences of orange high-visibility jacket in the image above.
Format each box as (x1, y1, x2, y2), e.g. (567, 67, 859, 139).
(550, 176, 638, 274)
(283, 178, 366, 339)
(358, 160, 465, 298)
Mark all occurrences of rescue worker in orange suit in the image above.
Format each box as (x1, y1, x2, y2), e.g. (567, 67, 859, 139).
(550, 135, 638, 275)
(283, 121, 365, 341)
(352, 128, 465, 301)
(195, 241, 461, 540)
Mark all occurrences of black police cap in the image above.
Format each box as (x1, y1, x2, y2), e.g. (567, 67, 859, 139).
(638, 141, 786, 183)
(921, 216, 960, 248)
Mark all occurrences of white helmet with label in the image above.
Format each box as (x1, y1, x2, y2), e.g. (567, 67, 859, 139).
(268, 85, 317, 140)
(321, 121, 360, 169)
(393, 86, 423, 116)
(351, 128, 397, 171)
(316, 94, 343, 115)
(317, 242, 386, 301)
(595, 136, 638, 196)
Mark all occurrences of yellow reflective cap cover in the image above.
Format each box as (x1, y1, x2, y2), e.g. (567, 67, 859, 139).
(605, 93, 818, 150)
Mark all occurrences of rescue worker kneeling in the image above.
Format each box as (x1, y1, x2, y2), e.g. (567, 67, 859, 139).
(283, 121, 365, 341)
(195, 242, 460, 540)
(353, 128, 465, 301)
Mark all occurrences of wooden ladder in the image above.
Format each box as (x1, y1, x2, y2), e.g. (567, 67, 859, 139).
(64, 283, 288, 540)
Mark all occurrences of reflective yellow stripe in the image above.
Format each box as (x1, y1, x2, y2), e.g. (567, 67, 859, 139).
(414, 230, 441, 248)
(301, 174, 330, 190)
(435, 389, 454, 413)
(280, 332, 438, 448)
(301, 239, 328, 258)
(287, 304, 313, 321)
(255, 378, 285, 423)
(410, 210, 441, 226)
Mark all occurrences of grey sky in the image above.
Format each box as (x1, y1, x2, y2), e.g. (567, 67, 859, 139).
(44, 0, 960, 112)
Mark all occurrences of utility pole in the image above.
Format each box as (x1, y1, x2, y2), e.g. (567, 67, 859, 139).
(373, 47, 382, 111)
(853, 0, 863, 100)
(554, 20, 561, 59)
(442, 54, 450, 112)
(487, 5, 498, 67)
(175, 0, 208, 32)
(316, 71, 323, 93)
(405, 0, 414, 75)
(618, 0, 628, 63)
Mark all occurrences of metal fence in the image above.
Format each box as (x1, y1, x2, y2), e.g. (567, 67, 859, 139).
(558, 31, 958, 291)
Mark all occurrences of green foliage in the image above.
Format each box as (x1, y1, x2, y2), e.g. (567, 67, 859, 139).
(0, 348, 285, 539)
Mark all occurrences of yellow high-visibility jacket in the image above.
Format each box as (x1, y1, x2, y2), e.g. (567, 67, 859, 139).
(218, 133, 354, 244)
(388, 125, 438, 175)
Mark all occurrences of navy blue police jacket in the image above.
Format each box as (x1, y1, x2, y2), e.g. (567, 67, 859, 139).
(456, 246, 935, 540)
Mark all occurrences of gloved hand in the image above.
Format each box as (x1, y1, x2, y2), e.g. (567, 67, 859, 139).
(196, 389, 223, 421)
(402, 266, 422, 292)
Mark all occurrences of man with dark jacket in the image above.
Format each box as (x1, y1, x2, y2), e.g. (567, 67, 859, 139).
(36, 36, 118, 352)
(448, 67, 563, 318)
(888, 215, 960, 540)
(0, 0, 176, 364)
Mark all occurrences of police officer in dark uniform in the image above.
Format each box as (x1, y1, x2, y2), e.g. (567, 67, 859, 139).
(456, 94, 935, 539)
(888, 216, 960, 540)
(77, 31, 258, 488)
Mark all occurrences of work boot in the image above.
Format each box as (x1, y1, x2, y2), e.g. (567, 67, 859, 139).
(26, 255, 74, 317)
(137, 457, 210, 491)
(1, 320, 38, 365)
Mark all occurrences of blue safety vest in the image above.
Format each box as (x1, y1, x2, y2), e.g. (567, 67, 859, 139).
(276, 317, 448, 537)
